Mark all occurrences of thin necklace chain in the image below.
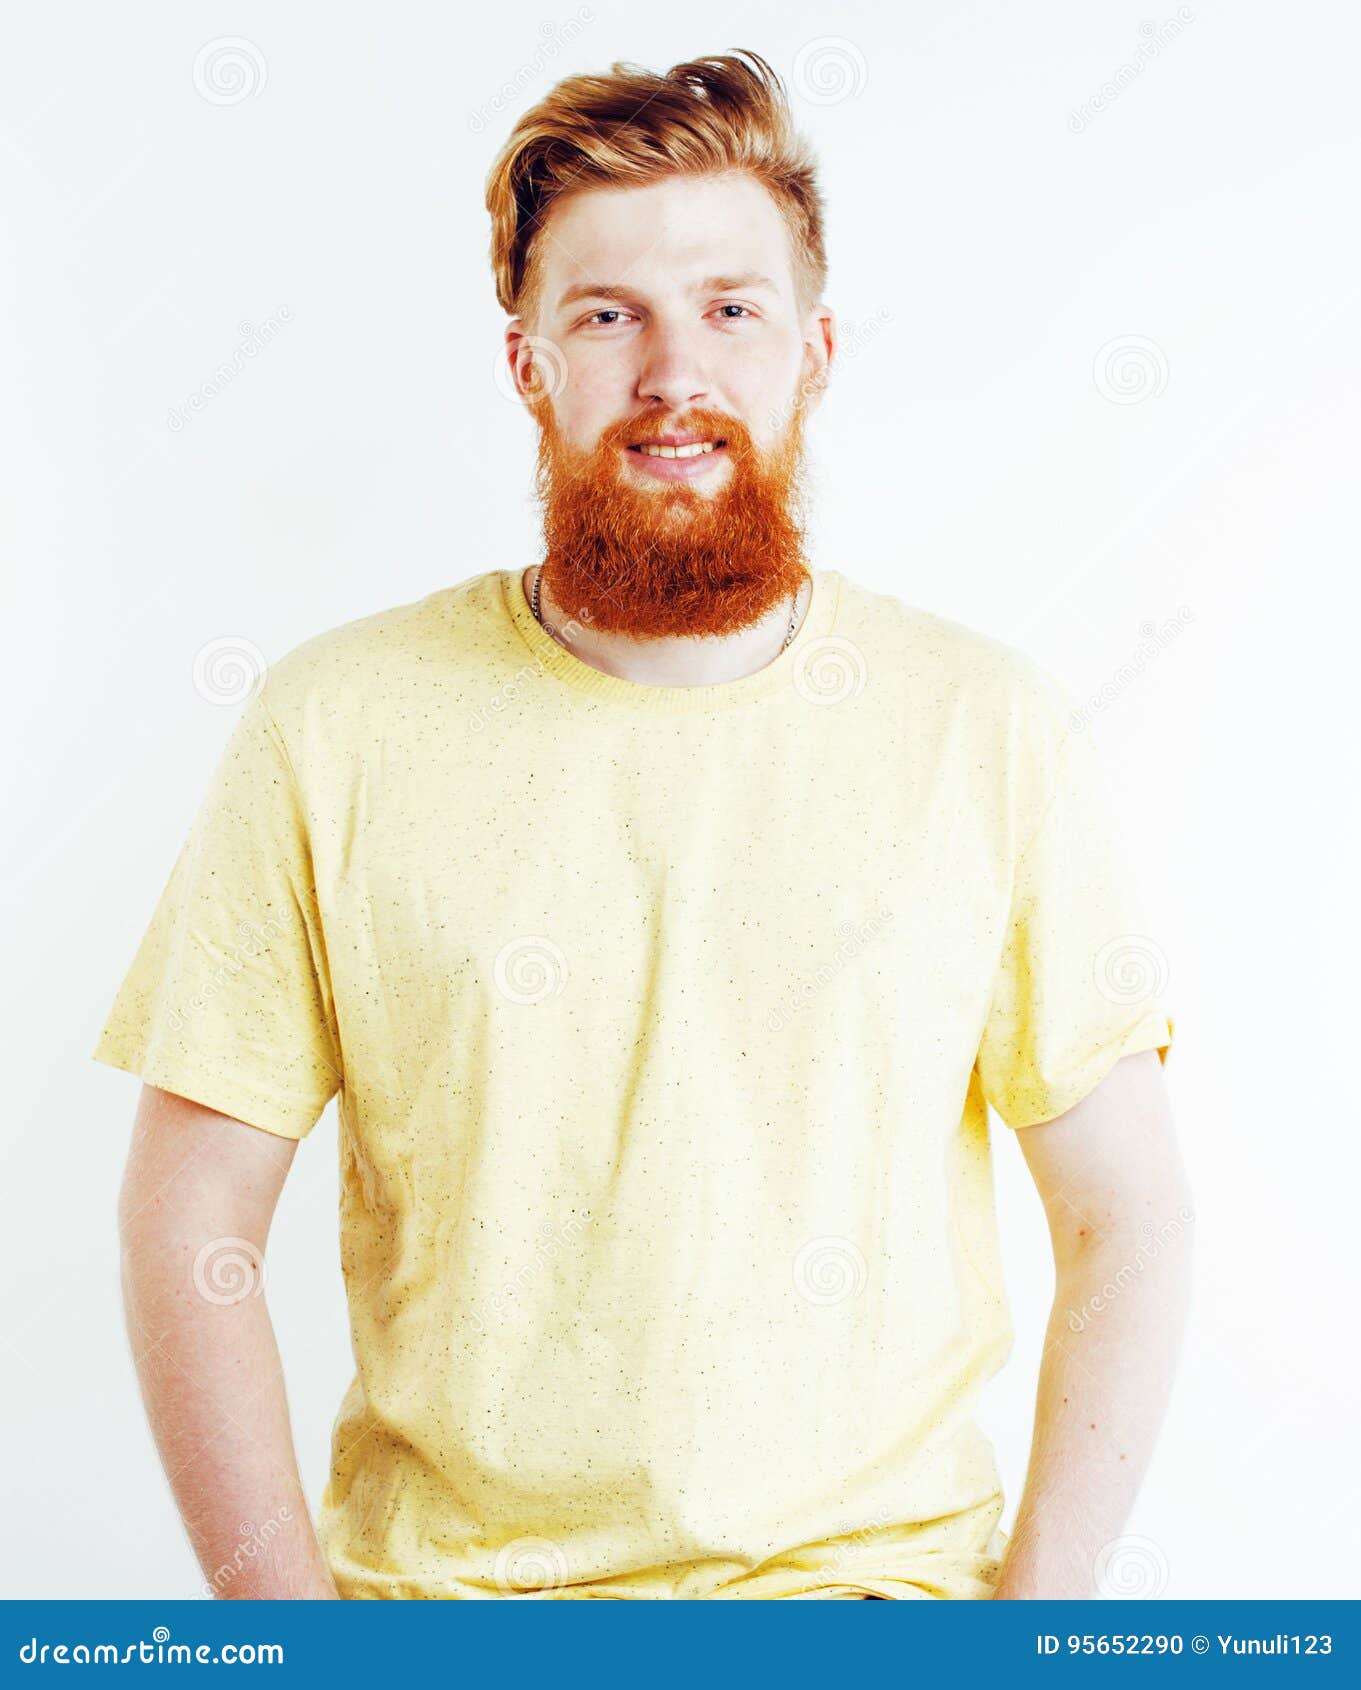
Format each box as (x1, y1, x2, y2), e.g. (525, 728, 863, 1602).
(532, 567, 803, 651)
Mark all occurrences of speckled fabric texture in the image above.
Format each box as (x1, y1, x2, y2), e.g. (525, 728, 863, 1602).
(93, 565, 1173, 1599)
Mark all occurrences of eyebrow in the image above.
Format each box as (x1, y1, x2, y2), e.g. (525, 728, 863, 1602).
(555, 272, 780, 310)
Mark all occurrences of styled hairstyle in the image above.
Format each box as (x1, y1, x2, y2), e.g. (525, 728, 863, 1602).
(484, 49, 828, 325)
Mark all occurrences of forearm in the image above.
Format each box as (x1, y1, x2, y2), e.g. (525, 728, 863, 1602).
(992, 1217, 1193, 1600)
(120, 1222, 339, 1599)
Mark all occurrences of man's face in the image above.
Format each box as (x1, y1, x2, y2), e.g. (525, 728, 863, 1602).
(506, 172, 834, 638)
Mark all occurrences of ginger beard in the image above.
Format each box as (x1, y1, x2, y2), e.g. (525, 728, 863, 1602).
(530, 397, 812, 639)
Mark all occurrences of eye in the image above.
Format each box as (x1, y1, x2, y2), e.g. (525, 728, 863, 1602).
(714, 303, 754, 320)
(584, 308, 633, 327)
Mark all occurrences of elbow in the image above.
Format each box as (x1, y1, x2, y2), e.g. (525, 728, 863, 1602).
(1052, 1176, 1197, 1284)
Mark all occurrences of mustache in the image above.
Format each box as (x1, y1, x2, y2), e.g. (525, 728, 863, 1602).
(597, 409, 748, 455)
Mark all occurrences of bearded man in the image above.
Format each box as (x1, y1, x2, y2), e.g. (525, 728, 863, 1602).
(96, 49, 1188, 1602)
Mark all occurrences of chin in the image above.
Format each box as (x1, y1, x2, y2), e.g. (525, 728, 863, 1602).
(626, 476, 726, 508)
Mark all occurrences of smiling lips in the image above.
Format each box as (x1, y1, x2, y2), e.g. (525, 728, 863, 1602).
(633, 440, 722, 458)
(625, 436, 729, 480)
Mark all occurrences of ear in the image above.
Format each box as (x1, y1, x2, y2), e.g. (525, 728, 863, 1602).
(504, 317, 569, 409)
(800, 304, 836, 415)
(504, 319, 539, 407)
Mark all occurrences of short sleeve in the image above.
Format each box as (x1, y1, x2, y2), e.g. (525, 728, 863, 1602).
(975, 706, 1175, 1130)
(92, 690, 342, 1139)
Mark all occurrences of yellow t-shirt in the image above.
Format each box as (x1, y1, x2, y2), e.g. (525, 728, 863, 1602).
(93, 566, 1174, 1600)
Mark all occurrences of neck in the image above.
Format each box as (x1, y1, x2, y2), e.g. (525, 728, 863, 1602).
(524, 566, 809, 688)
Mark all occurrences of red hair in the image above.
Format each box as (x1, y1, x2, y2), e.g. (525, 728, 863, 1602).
(484, 49, 828, 323)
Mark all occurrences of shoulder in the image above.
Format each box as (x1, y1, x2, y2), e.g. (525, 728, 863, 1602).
(829, 570, 1078, 734)
(251, 568, 507, 734)
(829, 572, 1084, 853)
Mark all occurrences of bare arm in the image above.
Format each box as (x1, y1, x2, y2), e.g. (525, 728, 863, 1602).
(118, 1083, 340, 1599)
(991, 1048, 1194, 1600)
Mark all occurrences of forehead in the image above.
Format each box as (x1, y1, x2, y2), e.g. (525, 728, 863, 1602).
(538, 172, 796, 307)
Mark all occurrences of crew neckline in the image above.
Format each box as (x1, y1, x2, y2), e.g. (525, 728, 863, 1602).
(499, 566, 842, 714)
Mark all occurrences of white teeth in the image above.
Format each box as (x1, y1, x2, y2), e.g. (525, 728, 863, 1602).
(637, 441, 717, 459)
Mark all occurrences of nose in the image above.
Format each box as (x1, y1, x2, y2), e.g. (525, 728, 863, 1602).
(635, 323, 711, 413)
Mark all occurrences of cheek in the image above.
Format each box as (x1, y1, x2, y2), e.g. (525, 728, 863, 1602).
(726, 342, 807, 446)
(558, 355, 629, 445)
(733, 328, 804, 393)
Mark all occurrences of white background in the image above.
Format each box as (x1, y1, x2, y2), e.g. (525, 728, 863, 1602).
(3, 1, 1358, 1599)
